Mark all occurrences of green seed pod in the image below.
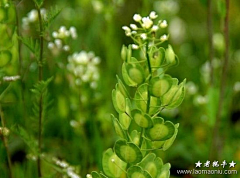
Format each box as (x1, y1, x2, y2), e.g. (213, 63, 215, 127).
(132, 109, 153, 128)
(102, 148, 127, 178)
(138, 153, 163, 178)
(121, 45, 128, 61)
(149, 75, 173, 97)
(127, 166, 152, 178)
(165, 45, 175, 64)
(114, 139, 143, 164)
(161, 79, 186, 109)
(112, 88, 126, 113)
(126, 63, 145, 85)
(145, 117, 175, 141)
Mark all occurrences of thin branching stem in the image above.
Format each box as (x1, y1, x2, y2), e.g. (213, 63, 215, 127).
(207, 0, 214, 86)
(37, 7, 44, 178)
(0, 105, 13, 178)
(210, 0, 230, 160)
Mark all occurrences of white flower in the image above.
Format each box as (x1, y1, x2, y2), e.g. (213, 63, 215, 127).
(130, 24, 138, 30)
(160, 20, 168, 28)
(133, 14, 142, 22)
(132, 44, 139, 49)
(90, 82, 97, 89)
(48, 42, 54, 49)
(131, 31, 137, 35)
(122, 26, 131, 32)
(140, 33, 147, 40)
(122, 26, 131, 36)
(151, 25, 159, 32)
(52, 31, 58, 38)
(149, 11, 158, 19)
(86, 174, 92, 178)
(141, 17, 153, 29)
(28, 9, 38, 22)
(160, 34, 168, 41)
(63, 45, 70, 51)
(59, 26, 67, 33)
(54, 39, 62, 48)
(69, 26, 78, 39)
(92, 57, 101, 64)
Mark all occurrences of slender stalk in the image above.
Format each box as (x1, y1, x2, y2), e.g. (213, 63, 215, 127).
(139, 42, 152, 148)
(146, 42, 152, 114)
(210, 0, 230, 160)
(0, 106, 13, 178)
(36, 7, 44, 178)
(207, 0, 214, 86)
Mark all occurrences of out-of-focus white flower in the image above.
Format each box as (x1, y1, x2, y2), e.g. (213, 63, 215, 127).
(70, 26, 78, 39)
(28, 9, 38, 22)
(186, 81, 198, 95)
(159, 20, 168, 28)
(54, 39, 62, 48)
(194, 95, 208, 105)
(141, 17, 153, 29)
(234, 82, 240, 92)
(48, 42, 55, 49)
(149, 11, 158, 19)
(86, 174, 92, 178)
(92, 0, 103, 13)
(130, 24, 138, 30)
(132, 44, 139, 50)
(151, 25, 159, 32)
(160, 34, 168, 41)
(133, 14, 142, 22)
(63, 45, 70, 51)
(67, 51, 101, 89)
(140, 33, 147, 40)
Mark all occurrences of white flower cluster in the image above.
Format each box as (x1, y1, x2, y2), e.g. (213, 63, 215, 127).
(48, 26, 77, 53)
(22, 9, 47, 29)
(0, 127, 10, 136)
(52, 157, 81, 178)
(67, 51, 100, 89)
(122, 11, 168, 49)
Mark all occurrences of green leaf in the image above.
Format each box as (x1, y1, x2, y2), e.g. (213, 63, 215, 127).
(146, 118, 175, 141)
(138, 153, 163, 178)
(33, 0, 44, 8)
(0, 7, 7, 22)
(150, 47, 165, 70)
(112, 115, 127, 139)
(127, 166, 152, 178)
(161, 79, 186, 109)
(149, 75, 172, 97)
(206, 86, 219, 126)
(132, 109, 153, 128)
(19, 37, 40, 57)
(134, 84, 161, 115)
(130, 130, 140, 146)
(122, 62, 138, 87)
(162, 123, 179, 151)
(119, 112, 131, 130)
(0, 50, 12, 67)
(43, 6, 61, 29)
(112, 89, 126, 113)
(91, 171, 102, 178)
(156, 163, 171, 178)
(102, 148, 127, 178)
(114, 139, 142, 164)
(165, 45, 178, 67)
(116, 75, 130, 98)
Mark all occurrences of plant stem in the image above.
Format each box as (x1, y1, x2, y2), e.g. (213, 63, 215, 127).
(37, 7, 44, 178)
(207, 0, 214, 86)
(0, 106, 13, 178)
(210, 0, 230, 160)
(146, 42, 152, 114)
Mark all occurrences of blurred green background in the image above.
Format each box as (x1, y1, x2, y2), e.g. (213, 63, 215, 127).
(0, 0, 240, 177)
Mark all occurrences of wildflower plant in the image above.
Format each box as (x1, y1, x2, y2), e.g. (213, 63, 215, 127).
(88, 11, 186, 178)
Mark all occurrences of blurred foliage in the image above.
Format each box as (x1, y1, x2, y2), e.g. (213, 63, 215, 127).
(0, 0, 240, 178)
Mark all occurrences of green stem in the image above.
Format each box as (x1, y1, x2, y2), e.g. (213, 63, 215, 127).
(36, 7, 44, 178)
(207, 0, 214, 86)
(0, 106, 13, 178)
(146, 42, 152, 114)
(210, 0, 230, 160)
